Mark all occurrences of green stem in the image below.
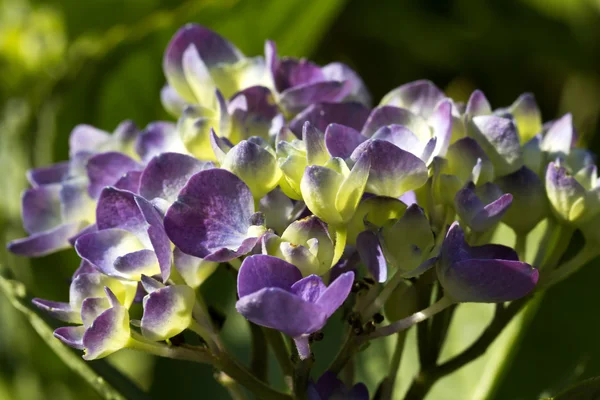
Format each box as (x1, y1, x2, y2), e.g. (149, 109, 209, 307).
(380, 332, 407, 400)
(328, 329, 358, 375)
(360, 270, 403, 320)
(293, 357, 314, 400)
(215, 372, 248, 400)
(404, 296, 531, 399)
(366, 296, 455, 341)
(515, 232, 527, 262)
(127, 334, 212, 364)
(263, 328, 294, 379)
(249, 322, 269, 382)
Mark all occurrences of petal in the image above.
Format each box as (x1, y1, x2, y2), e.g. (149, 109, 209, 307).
(222, 140, 281, 200)
(429, 99, 453, 158)
(228, 86, 279, 141)
(164, 169, 258, 261)
(139, 152, 212, 205)
(509, 93, 542, 144)
(113, 170, 142, 194)
(113, 249, 160, 280)
(259, 189, 296, 235)
(470, 244, 519, 262)
(316, 271, 354, 318)
(465, 90, 491, 117)
(236, 287, 326, 337)
(86, 152, 142, 199)
(141, 285, 195, 341)
(7, 222, 84, 257)
(372, 125, 425, 158)
(69, 125, 110, 157)
(135, 197, 172, 282)
(81, 297, 110, 328)
(27, 161, 70, 186)
(290, 275, 327, 303)
(300, 165, 344, 225)
(446, 137, 493, 183)
(541, 113, 574, 157)
(495, 166, 549, 233)
(545, 161, 586, 222)
(361, 106, 430, 140)
(441, 222, 469, 265)
(75, 228, 152, 279)
(96, 188, 147, 239)
(281, 216, 333, 272)
(322, 62, 371, 105)
(21, 185, 62, 234)
(289, 102, 369, 136)
(32, 299, 80, 323)
(280, 81, 347, 115)
(54, 326, 86, 350)
(351, 139, 428, 198)
(357, 230, 387, 282)
(163, 24, 243, 102)
(438, 258, 538, 303)
(380, 80, 446, 118)
(273, 58, 324, 92)
(69, 272, 136, 310)
(324, 123, 366, 159)
(469, 115, 523, 176)
(135, 122, 186, 163)
(160, 85, 187, 116)
(303, 121, 329, 166)
(82, 304, 130, 360)
(454, 182, 512, 232)
(173, 248, 219, 288)
(237, 255, 302, 298)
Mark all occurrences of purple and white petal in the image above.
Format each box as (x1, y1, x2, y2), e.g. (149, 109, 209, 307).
(54, 326, 86, 350)
(324, 123, 366, 159)
(289, 102, 370, 136)
(356, 230, 387, 282)
(380, 80, 446, 118)
(27, 161, 70, 186)
(280, 81, 347, 115)
(7, 222, 84, 257)
(237, 255, 303, 298)
(86, 152, 142, 199)
(141, 284, 195, 341)
(32, 299, 80, 323)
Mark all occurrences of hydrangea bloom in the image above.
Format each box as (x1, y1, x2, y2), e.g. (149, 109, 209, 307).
(9, 22, 597, 400)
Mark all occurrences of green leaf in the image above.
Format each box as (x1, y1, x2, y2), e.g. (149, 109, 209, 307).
(553, 376, 600, 400)
(0, 273, 150, 400)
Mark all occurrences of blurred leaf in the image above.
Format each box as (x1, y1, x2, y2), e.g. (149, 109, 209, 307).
(0, 273, 149, 400)
(553, 376, 600, 400)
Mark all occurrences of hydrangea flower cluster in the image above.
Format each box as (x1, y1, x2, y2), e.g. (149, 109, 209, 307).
(8, 23, 598, 399)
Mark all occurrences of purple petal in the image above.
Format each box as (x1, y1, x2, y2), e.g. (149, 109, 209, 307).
(141, 284, 195, 341)
(324, 123, 366, 159)
(27, 161, 70, 186)
(289, 102, 370, 136)
(381, 80, 446, 118)
(236, 287, 326, 337)
(541, 113, 573, 156)
(161, 85, 187, 116)
(470, 244, 519, 262)
(322, 62, 371, 106)
(163, 24, 243, 101)
(135, 197, 172, 282)
(469, 116, 522, 176)
(429, 99, 453, 157)
(316, 271, 354, 318)
(351, 139, 428, 198)
(237, 255, 303, 298)
(291, 275, 327, 303)
(454, 182, 513, 232)
(54, 326, 85, 350)
(362, 106, 428, 139)
(86, 152, 142, 199)
(139, 152, 211, 206)
(372, 125, 426, 159)
(82, 304, 130, 360)
(545, 161, 586, 220)
(135, 122, 184, 163)
(356, 230, 387, 282)
(81, 297, 110, 328)
(229, 86, 279, 140)
(21, 185, 62, 234)
(7, 222, 84, 257)
(465, 90, 492, 116)
(69, 125, 110, 157)
(280, 81, 347, 114)
(96, 188, 146, 237)
(440, 258, 538, 303)
(59, 179, 95, 224)
(32, 299, 79, 323)
(273, 57, 325, 92)
(164, 169, 258, 261)
(113, 249, 159, 277)
(114, 170, 142, 193)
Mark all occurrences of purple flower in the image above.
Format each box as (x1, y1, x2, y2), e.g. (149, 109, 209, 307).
(308, 371, 369, 400)
(236, 255, 354, 358)
(164, 168, 266, 262)
(75, 188, 172, 282)
(454, 181, 513, 232)
(53, 287, 131, 360)
(266, 41, 370, 114)
(437, 223, 538, 303)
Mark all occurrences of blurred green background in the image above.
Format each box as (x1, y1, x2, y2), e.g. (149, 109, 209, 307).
(1, 0, 600, 399)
